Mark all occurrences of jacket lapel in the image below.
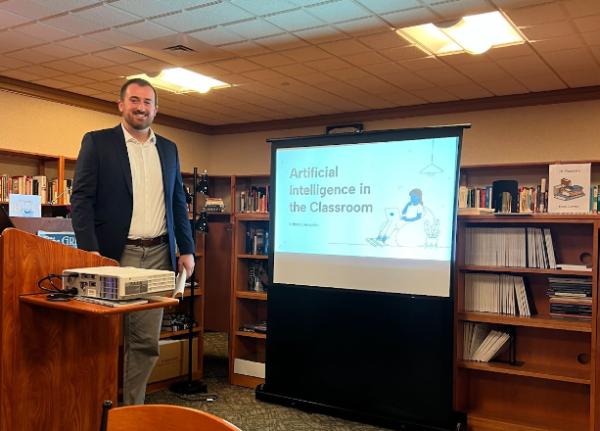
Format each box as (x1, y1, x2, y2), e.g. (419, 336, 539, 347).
(113, 125, 133, 195)
(155, 137, 168, 198)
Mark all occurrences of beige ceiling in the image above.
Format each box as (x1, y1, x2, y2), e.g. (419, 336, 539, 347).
(0, 0, 598, 129)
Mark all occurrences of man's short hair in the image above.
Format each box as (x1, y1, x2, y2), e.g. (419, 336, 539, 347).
(120, 78, 158, 104)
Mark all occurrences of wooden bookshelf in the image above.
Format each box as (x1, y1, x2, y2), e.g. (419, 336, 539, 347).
(455, 206, 599, 431)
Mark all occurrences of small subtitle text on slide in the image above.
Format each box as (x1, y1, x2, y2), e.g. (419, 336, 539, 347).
(289, 222, 319, 227)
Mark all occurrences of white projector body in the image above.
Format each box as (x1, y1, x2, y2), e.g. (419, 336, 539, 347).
(62, 266, 175, 300)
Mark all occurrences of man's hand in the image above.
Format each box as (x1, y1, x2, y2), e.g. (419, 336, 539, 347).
(178, 254, 195, 279)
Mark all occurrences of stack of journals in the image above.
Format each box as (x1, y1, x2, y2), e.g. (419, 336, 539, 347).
(203, 197, 225, 212)
(547, 277, 592, 320)
(464, 273, 535, 316)
(465, 227, 556, 268)
(463, 322, 511, 362)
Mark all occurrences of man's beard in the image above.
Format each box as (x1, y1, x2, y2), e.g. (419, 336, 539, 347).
(125, 111, 152, 130)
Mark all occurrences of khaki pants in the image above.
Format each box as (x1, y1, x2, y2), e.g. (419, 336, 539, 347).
(120, 242, 170, 406)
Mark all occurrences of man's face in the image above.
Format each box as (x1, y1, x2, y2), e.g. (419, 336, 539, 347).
(118, 84, 158, 131)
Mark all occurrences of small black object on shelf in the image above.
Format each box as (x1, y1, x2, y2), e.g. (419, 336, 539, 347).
(170, 167, 209, 396)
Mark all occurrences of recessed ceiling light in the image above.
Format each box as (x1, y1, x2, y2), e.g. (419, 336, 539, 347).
(127, 68, 230, 94)
(396, 11, 525, 56)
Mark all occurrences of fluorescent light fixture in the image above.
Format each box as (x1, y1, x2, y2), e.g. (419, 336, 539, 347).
(127, 68, 229, 94)
(397, 12, 524, 55)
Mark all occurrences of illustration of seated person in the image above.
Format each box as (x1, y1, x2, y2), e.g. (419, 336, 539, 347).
(369, 189, 430, 247)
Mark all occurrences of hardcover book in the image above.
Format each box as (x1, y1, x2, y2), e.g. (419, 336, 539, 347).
(548, 163, 591, 214)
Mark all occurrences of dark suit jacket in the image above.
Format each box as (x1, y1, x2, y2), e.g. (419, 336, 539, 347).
(71, 125, 194, 270)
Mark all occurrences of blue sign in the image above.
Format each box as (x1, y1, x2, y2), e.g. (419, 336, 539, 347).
(38, 230, 78, 248)
(9, 194, 41, 218)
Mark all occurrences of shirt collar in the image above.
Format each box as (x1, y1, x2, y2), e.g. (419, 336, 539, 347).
(121, 122, 156, 146)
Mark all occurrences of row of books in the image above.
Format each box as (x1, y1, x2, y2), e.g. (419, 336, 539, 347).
(246, 227, 269, 256)
(458, 183, 548, 213)
(464, 273, 535, 316)
(0, 174, 73, 205)
(161, 313, 197, 333)
(239, 319, 267, 334)
(463, 322, 511, 362)
(238, 186, 269, 213)
(465, 227, 556, 268)
(547, 277, 592, 321)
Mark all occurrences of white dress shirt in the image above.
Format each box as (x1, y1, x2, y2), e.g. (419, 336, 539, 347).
(122, 123, 168, 239)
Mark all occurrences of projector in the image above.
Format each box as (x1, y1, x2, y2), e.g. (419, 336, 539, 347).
(62, 266, 175, 300)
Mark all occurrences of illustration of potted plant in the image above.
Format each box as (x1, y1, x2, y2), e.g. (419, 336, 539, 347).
(424, 219, 440, 248)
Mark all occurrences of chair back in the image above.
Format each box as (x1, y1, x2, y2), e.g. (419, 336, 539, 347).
(105, 404, 241, 431)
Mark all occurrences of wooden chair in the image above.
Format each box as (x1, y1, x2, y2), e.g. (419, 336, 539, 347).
(99, 401, 242, 431)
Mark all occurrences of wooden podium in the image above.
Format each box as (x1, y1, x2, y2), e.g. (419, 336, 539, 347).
(0, 228, 178, 431)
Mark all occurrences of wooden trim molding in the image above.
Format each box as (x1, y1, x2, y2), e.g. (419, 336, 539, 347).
(2, 76, 599, 136)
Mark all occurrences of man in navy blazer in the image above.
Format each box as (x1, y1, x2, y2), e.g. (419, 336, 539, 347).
(71, 78, 195, 405)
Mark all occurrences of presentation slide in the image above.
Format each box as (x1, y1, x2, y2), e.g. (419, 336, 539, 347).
(272, 136, 460, 297)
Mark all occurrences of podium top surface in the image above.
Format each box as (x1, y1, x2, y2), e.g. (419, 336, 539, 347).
(19, 294, 178, 316)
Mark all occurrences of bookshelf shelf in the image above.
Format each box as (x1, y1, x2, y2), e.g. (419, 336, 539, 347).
(235, 212, 269, 221)
(160, 327, 201, 339)
(459, 214, 600, 223)
(459, 266, 593, 276)
(468, 410, 589, 431)
(235, 331, 266, 339)
(237, 254, 268, 260)
(458, 312, 592, 332)
(458, 360, 590, 384)
(236, 291, 267, 300)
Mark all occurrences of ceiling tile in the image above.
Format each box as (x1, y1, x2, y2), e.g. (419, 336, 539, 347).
(418, 66, 473, 86)
(444, 83, 494, 99)
(0, 0, 59, 20)
(542, 47, 598, 72)
(564, 0, 600, 18)
(272, 62, 316, 75)
(305, 57, 351, 71)
(305, 0, 372, 24)
(558, 68, 600, 87)
(241, 68, 286, 81)
(109, 0, 187, 18)
(484, 42, 534, 59)
(400, 57, 443, 71)
(378, 89, 427, 106)
(505, 2, 567, 26)
(343, 51, 388, 66)
(78, 69, 119, 81)
(84, 81, 122, 93)
(247, 52, 297, 67)
(230, 0, 298, 16)
(455, 61, 511, 81)
(318, 39, 371, 56)
(326, 67, 372, 80)
(31, 43, 81, 58)
(24, 65, 65, 78)
(409, 87, 460, 103)
(53, 74, 95, 85)
(186, 63, 231, 77)
(0, 9, 28, 30)
(530, 34, 585, 53)
(102, 64, 143, 77)
(358, 31, 412, 50)
(75, 4, 141, 27)
(380, 7, 439, 28)
(0, 55, 30, 68)
(495, 54, 552, 77)
(280, 45, 332, 61)
(574, 15, 600, 33)
(490, 0, 555, 9)
(187, 27, 246, 46)
(215, 58, 264, 73)
(95, 47, 149, 63)
(31, 77, 72, 89)
(30, 0, 103, 13)
(582, 30, 600, 46)
(116, 20, 177, 40)
(264, 9, 325, 32)
(254, 33, 309, 50)
(64, 85, 103, 95)
(14, 22, 73, 42)
(168, 3, 255, 31)
(69, 54, 117, 68)
(218, 41, 272, 57)
(294, 72, 337, 84)
(295, 25, 349, 44)
(130, 58, 176, 75)
(224, 18, 286, 39)
(429, 0, 495, 20)
(440, 52, 488, 66)
(361, 62, 404, 75)
(0, 30, 45, 50)
(2, 69, 44, 81)
(57, 36, 113, 53)
(43, 59, 91, 73)
(479, 77, 529, 96)
(345, 75, 401, 94)
(380, 45, 430, 62)
(5, 49, 55, 63)
(520, 20, 576, 40)
(85, 29, 142, 46)
(333, 16, 389, 36)
(42, 13, 104, 34)
(354, 0, 421, 14)
(379, 71, 435, 90)
(517, 73, 567, 92)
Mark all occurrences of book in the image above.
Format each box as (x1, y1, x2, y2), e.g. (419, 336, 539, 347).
(548, 163, 591, 214)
